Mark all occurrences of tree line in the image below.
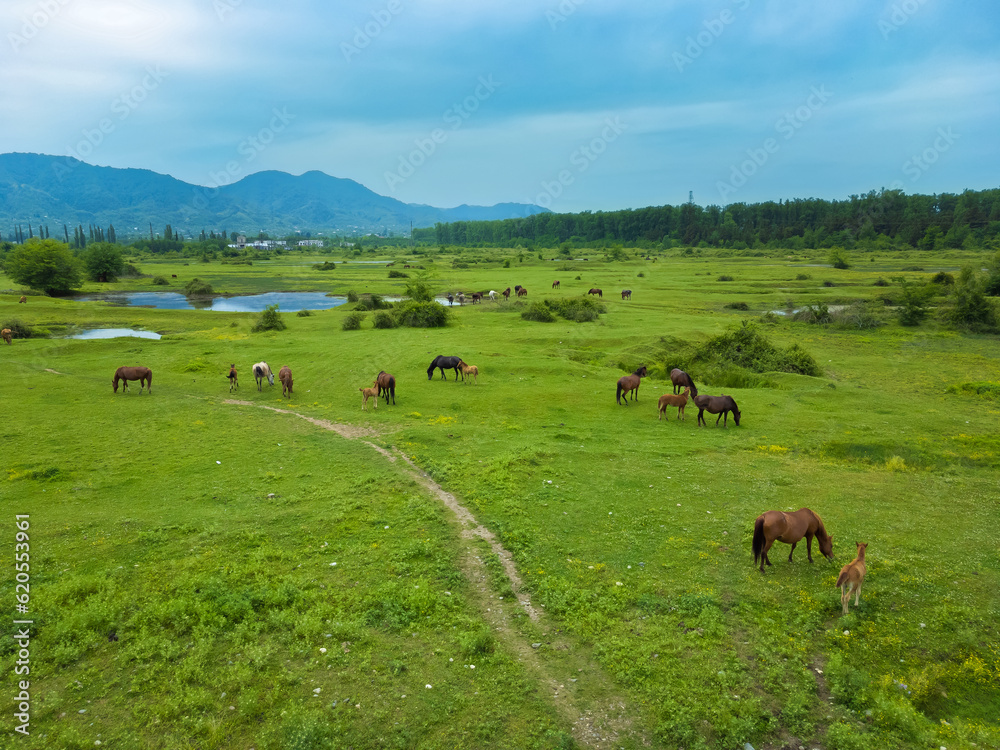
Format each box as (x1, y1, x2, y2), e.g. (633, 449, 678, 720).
(432, 188, 1000, 250)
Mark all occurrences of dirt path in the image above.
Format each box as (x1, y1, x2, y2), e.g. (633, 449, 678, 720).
(224, 399, 649, 748)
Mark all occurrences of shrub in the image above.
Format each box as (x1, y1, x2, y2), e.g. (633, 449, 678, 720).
(895, 277, 933, 326)
(828, 247, 851, 269)
(388, 269, 408, 278)
(372, 311, 397, 329)
(901, 265, 924, 271)
(547, 297, 605, 322)
(1, 318, 34, 339)
(296, 309, 314, 317)
(696, 320, 821, 376)
(312, 261, 336, 271)
(796, 273, 811, 280)
(724, 302, 749, 310)
(342, 312, 365, 330)
(404, 276, 435, 303)
(503, 259, 510, 268)
(152, 276, 170, 285)
(251, 304, 286, 333)
(184, 278, 213, 296)
(823, 280, 835, 287)
(717, 274, 734, 281)
(873, 277, 889, 287)
(346, 290, 359, 303)
(793, 303, 832, 324)
(354, 294, 392, 311)
(394, 301, 448, 328)
(930, 271, 954, 285)
(833, 301, 883, 330)
(947, 267, 999, 332)
(637, 271, 645, 278)
(521, 302, 556, 322)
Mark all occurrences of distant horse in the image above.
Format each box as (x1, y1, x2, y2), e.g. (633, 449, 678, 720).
(360, 382, 378, 411)
(1, 328, 11, 345)
(621, 289, 631, 300)
(514, 285, 523, 295)
(552, 280, 560, 288)
(278, 365, 293, 398)
(447, 293, 454, 306)
(752, 508, 834, 573)
(458, 360, 479, 384)
(670, 368, 699, 398)
(113, 366, 152, 394)
(427, 355, 463, 380)
(228, 364, 238, 392)
(616, 365, 648, 405)
(517, 287, 527, 297)
(376, 370, 396, 404)
(471, 292, 482, 304)
(488, 290, 497, 302)
(837, 542, 868, 614)
(658, 387, 690, 421)
(458, 292, 466, 306)
(19, 296, 27, 303)
(502, 287, 511, 301)
(693, 394, 740, 427)
(588, 288, 603, 297)
(253, 362, 274, 391)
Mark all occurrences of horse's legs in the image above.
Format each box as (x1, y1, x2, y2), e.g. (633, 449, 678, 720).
(787, 541, 797, 563)
(805, 533, 814, 563)
(854, 579, 862, 607)
(761, 539, 775, 571)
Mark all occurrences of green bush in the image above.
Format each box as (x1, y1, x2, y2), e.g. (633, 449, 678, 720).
(724, 302, 749, 310)
(354, 294, 392, 311)
(895, 277, 933, 326)
(717, 274, 734, 281)
(521, 302, 556, 322)
(372, 311, 397, 329)
(404, 276, 435, 303)
(251, 304, 286, 333)
(184, 278, 213, 296)
(1, 318, 35, 339)
(342, 312, 366, 330)
(828, 247, 851, 269)
(394, 301, 448, 328)
(947, 267, 999, 332)
(873, 277, 889, 287)
(546, 297, 605, 322)
(930, 271, 954, 285)
(833, 301, 883, 330)
(151, 275, 170, 285)
(796, 273, 811, 280)
(388, 269, 408, 278)
(312, 261, 336, 271)
(823, 280, 835, 287)
(696, 320, 821, 376)
(296, 309, 314, 317)
(793, 303, 832, 324)
(346, 290, 359, 303)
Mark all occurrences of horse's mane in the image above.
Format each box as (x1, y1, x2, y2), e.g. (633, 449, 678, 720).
(808, 509, 829, 539)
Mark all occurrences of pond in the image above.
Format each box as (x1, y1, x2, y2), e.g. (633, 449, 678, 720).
(78, 292, 349, 312)
(69, 328, 162, 340)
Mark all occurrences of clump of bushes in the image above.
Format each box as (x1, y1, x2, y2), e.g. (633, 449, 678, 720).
(373, 311, 398, 329)
(793, 304, 832, 324)
(342, 312, 366, 330)
(930, 271, 954, 285)
(724, 302, 749, 310)
(521, 302, 556, 322)
(823, 280, 835, 287)
(346, 290, 359, 303)
(313, 261, 336, 271)
(796, 273, 812, 280)
(901, 265, 924, 271)
(1, 318, 35, 339)
(152, 275, 170, 285)
(354, 294, 392, 311)
(873, 278, 889, 287)
(251, 304, 286, 333)
(717, 274, 734, 281)
(388, 269, 408, 278)
(947, 267, 999, 333)
(184, 278, 213, 296)
(296, 309, 314, 317)
(394, 300, 448, 328)
(696, 320, 822, 377)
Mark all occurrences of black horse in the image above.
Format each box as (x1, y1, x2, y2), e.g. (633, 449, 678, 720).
(693, 394, 741, 427)
(427, 355, 463, 380)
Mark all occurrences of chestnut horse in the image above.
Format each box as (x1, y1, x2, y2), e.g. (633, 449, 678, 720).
(836, 542, 868, 614)
(1, 328, 12, 345)
(693, 394, 740, 427)
(517, 287, 527, 297)
(228, 364, 238, 392)
(616, 365, 647, 405)
(670, 368, 698, 397)
(113, 366, 152, 394)
(376, 370, 396, 404)
(278, 365, 293, 398)
(552, 280, 560, 288)
(752, 508, 833, 573)
(657, 387, 690, 420)
(588, 288, 603, 297)
(19, 296, 27, 303)
(502, 287, 511, 300)
(458, 360, 479, 384)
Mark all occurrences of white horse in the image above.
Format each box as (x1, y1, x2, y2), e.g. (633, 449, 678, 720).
(488, 290, 497, 301)
(252, 362, 274, 391)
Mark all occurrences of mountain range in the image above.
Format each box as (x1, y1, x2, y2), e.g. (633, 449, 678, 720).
(0, 153, 547, 239)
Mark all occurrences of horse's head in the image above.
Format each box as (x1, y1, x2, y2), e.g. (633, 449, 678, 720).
(732, 408, 741, 426)
(819, 533, 834, 561)
(112, 378, 119, 393)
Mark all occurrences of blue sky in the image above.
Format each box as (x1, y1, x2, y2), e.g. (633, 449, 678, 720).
(2, 0, 998, 213)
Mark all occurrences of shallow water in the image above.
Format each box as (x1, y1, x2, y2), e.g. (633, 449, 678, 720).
(79, 291, 348, 312)
(69, 328, 162, 340)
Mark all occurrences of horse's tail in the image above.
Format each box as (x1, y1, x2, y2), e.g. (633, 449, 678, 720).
(616, 381, 624, 404)
(752, 515, 765, 566)
(835, 567, 850, 588)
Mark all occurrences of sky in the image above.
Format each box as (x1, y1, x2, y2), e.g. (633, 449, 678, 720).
(2, 0, 998, 214)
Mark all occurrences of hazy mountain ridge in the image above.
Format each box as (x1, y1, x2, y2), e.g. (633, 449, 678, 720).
(0, 153, 547, 237)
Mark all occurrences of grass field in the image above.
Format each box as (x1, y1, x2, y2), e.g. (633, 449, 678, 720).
(2, 246, 999, 749)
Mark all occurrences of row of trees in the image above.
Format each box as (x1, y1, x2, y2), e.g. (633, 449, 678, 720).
(1, 238, 126, 294)
(433, 188, 1000, 250)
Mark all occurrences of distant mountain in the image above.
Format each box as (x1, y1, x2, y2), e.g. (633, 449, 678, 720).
(0, 153, 547, 238)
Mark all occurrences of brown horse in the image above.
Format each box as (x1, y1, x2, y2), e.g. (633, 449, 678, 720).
(616, 365, 647, 405)
(552, 280, 560, 288)
(670, 368, 698, 397)
(278, 365, 293, 398)
(588, 288, 603, 297)
(228, 364, 238, 392)
(517, 287, 527, 297)
(113, 366, 152, 394)
(621, 289, 631, 300)
(693, 394, 740, 427)
(376, 370, 396, 404)
(19, 296, 27, 303)
(836, 542, 868, 614)
(1, 328, 12, 345)
(360, 382, 378, 411)
(471, 292, 482, 304)
(502, 287, 511, 300)
(458, 360, 479, 384)
(752, 508, 834, 573)
(657, 387, 690, 420)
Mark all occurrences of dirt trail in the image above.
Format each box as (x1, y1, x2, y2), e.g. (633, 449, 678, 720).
(224, 399, 649, 748)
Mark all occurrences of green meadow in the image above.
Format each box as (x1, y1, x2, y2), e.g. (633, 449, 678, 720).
(2, 247, 999, 750)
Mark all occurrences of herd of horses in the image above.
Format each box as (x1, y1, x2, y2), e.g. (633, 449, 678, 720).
(440, 283, 635, 305)
(615, 366, 742, 427)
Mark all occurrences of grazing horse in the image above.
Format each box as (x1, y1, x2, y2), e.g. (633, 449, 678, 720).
(752, 508, 834, 573)
(278, 365, 293, 398)
(471, 292, 482, 304)
(458, 292, 465, 306)
(1, 328, 11, 345)
(658, 387, 690, 421)
(837, 542, 868, 615)
(588, 288, 603, 297)
(427, 355, 463, 380)
(253, 362, 274, 391)
(360, 382, 378, 411)
(669, 368, 699, 398)
(112, 366, 152, 394)
(552, 280, 560, 288)
(227, 364, 238, 392)
(621, 289, 632, 300)
(693, 394, 740, 427)
(447, 293, 454, 306)
(514, 285, 522, 294)
(488, 290, 497, 302)
(517, 287, 527, 297)
(458, 360, 479, 384)
(19, 296, 27, 303)
(502, 287, 511, 301)
(616, 365, 648, 405)
(376, 370, 396, 404)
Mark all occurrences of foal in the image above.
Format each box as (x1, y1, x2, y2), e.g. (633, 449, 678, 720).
(657, 387, 690, 420)
(228, 364, 238, 392)
(360, 382, 379, 410)
(458, 361, 479, 384)
(836, 542, 868, 615)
